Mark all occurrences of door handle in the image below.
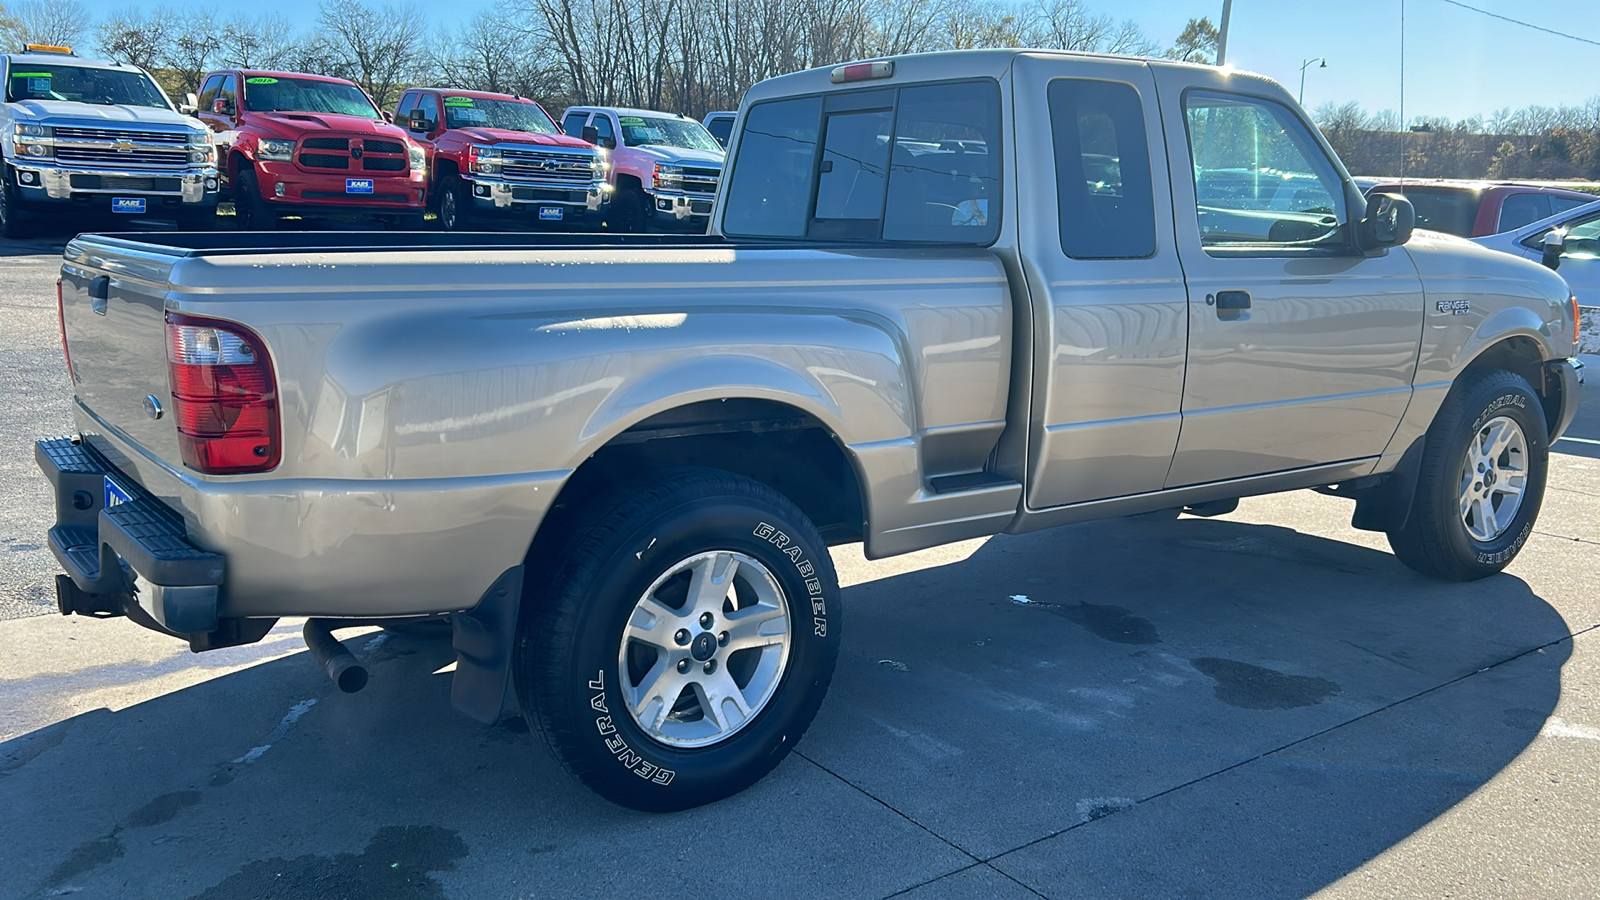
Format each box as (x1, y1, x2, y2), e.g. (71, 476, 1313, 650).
(1214, 290, 1251, 310)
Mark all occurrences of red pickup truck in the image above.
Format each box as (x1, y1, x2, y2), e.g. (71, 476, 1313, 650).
(1361, 180, 1594, 237)
(393, 87, 608, 230)
(196, 70, 427, 229)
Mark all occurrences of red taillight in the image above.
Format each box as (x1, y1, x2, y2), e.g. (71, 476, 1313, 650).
(829, 61, 895, 84)
(165, 313, 280, 474)
(56, 278, 75, 384)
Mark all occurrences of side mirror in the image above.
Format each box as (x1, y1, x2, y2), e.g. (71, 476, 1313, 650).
(581, 125, 599, 145)
(601, 136, 616, 151)
(180, 92, 198, 115)
(1357, 192, 1414, 251)
(408, 110, 432, 132)
(382, 110, 394, 124)
(212, 97, 235, 116)
(1542, 229, 1565, 271)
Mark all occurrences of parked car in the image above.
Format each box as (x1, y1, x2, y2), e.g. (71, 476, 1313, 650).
(702, 110, 736, 147)
(560, 105, 723, 232)
(195, 69, 427, 229)
(1474, 197, 1600, 306)
(0, 45, 218, 236)
(394, 88, 609, 231)
(42, 50, 1580, 813)
(1361, 179, 1594, 237)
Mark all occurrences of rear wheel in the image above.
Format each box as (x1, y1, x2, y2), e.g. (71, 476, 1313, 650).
(1387, 369, 1548, 581)
(233, 169, 277, 231)
(516, 468, 840, 811)
(436, 175, 471, 231)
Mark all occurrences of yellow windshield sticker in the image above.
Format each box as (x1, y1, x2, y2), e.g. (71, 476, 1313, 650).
(11, 72, 51, 77)
(444, 96, 474, 106)
(245, 77, 277, 84)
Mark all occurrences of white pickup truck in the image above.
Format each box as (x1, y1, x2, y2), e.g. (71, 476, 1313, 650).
(39, 50, 1580, 811)
(559, 104, 724, 232)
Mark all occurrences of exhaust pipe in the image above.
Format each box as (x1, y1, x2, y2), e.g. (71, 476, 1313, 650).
(303, 618, 369, 693)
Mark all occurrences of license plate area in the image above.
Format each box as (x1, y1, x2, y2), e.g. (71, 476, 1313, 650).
(112, 197, 146, 214)
(538, 206, 564, 221)
(346, 178, 374, 194)
(104, 475, 133, 508)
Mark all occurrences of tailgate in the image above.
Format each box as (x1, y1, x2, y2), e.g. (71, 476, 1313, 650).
(60, 240, 184, 469)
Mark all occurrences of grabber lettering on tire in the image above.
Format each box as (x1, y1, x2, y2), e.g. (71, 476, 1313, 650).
(1387, 370, 1549, 581)
(516, 468, 841, 811)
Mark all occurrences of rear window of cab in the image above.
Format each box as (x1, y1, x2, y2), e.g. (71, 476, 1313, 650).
(721, 80, 1002, 245)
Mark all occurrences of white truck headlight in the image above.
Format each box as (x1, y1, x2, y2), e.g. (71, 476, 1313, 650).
(15, 123, 50, 138)
(188, 133, 215, 164)
(408, 143, 425, 172)
(257, 139, 294, 162)
(654, 164, 682, 189)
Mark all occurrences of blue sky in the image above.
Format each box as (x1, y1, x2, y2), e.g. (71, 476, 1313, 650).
(89, 0, 1600, 122)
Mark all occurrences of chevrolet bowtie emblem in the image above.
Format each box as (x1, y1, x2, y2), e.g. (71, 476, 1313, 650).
(114, 139, 134, 152)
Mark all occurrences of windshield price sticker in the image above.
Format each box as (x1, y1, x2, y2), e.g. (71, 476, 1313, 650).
(619, 116, 646, 126)
(444, 96, 474, 106)
(245, 77, 277, 84)
(11, 71, 50, 78)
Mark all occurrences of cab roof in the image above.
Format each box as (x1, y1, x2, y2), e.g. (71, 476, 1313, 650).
(409, 87, 537, 102)
(4, 52, 139, 71)
(228, 69, 361, 86)
(567, 105, 695, 120)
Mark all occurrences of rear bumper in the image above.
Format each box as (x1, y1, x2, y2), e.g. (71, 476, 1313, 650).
(36, 436, 223, 634)
(1547, 358, 1584, 441)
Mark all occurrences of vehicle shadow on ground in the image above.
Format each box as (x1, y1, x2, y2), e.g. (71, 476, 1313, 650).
(0, 512, 1572, 899)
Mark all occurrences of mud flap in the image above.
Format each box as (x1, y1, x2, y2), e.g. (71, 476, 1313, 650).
(450, 566, 524, 724)
(1352, 438, 1425, 533)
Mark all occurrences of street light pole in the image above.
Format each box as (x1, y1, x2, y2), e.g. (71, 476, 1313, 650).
(1299, 57, 1327, 104)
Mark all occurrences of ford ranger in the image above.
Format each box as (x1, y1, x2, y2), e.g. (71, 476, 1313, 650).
(38, 51, 1581, 812)
(195, 69, 427, 229)
(393, 87, 608, 231)
(1, 45, 218, 236)
(560, 105, 723, 232)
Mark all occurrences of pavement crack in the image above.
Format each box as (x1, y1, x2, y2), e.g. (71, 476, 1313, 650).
(1533, 530, 1600, 548)
(1338, 638, 1430, 676)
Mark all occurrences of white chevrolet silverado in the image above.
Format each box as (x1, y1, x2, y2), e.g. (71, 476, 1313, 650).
(38, 50, 1580, 811)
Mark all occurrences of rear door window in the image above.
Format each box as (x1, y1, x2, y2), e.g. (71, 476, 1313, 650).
(592, 114, 615, 146)
(562, 112, 588, 137)
(1049, 78, 1156, 259)
(706, 115, 734, 146)
(722, 79, 1002, 245)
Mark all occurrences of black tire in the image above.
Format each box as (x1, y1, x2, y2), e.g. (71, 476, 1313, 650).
(436, 175, 470, 231)
(0, 174, 32, 239)
(233, 169, 277, 231)
(609, 185, 647, 233)
(1387, 369, 1549, 581)
(516, 468, 840, 811)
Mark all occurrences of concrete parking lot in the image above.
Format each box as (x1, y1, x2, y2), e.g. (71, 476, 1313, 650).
(3, 228, 1599, 899)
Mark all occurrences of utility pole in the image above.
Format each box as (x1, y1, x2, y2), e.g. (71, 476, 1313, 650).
(1217, 0, 1233, 65)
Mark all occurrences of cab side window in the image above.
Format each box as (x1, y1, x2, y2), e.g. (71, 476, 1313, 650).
(1525, 213, 1600, 258)
(395, 92, 419, 125)
(1497, 192, 1550, 232)
(197, 75, 224, 112)
(562, 112, 588, 138)
(1184, 91, 1345, 252)
(1049, 78, 1156, 259)
(218, 74, 238, 111)
(418, 93, 440, 130)
(591, 115, 615, 146)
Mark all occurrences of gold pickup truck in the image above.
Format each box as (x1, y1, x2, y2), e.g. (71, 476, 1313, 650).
(38, 49, 1580, 811)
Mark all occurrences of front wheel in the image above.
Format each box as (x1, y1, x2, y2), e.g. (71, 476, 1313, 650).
(516, 468, 840, 811)
(436, 175, 470, 231)
(0, 176, 32, 239)
(608, 186, 647, 233)
(1387, 369, 1549, 581)
(233, 169, 277, 231)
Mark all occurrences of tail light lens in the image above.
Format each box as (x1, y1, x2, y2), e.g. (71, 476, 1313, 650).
(165, 313, 280, 474)
(56, 278, 75, 384)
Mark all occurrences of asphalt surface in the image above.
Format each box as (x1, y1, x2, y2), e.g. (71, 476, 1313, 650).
(2, 230, 1599, 898)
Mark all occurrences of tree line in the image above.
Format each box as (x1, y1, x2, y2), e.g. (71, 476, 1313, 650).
(1313, 99, 1600, 181)
(0, 0, 1195, 118)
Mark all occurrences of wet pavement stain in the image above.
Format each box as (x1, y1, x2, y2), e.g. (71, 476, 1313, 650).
(1052, 601, 1161, 644)
(1191, 657, 1341, 709)
(126, 790, 203, 828)
(188, 825, 467, 900)
(47, 830, 124, 889)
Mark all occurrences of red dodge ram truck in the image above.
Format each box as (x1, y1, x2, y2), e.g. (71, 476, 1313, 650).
(394, 87, 608, 230)
(1362, 180, 1594, 237)
(197, 70, 427, 229)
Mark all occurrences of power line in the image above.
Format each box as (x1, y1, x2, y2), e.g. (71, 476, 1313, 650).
(1434, 0, 1600, 48)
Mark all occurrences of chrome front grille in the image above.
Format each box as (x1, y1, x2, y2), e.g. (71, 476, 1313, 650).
(53, 127, 187, 144)
(55, 147, 187, 167)
(498, 147, 598, 185)
(681, 166, 720, 195)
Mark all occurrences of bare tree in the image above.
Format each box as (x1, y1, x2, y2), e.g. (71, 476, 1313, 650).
(316, 0, 425, 108)
(168, 10, 224, 95)
(97, 8, 173, 72)
(5, 0, 93, 49)
(218, 14, 297, 70)
(1165, 16, 1217, 64)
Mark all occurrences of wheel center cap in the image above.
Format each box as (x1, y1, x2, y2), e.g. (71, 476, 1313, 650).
(690, 631, 717, 662)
